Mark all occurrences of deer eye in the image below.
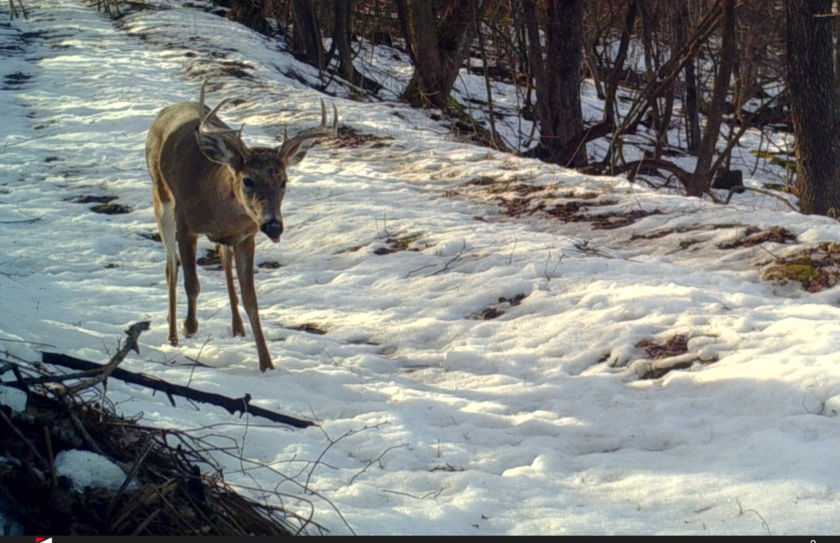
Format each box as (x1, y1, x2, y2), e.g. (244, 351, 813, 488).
(242, 177, 255, 190)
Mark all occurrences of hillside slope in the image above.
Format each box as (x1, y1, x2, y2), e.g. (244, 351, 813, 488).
(2, 0, 840, 535)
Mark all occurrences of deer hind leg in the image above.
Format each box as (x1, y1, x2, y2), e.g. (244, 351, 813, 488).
(233, 235, 275, 372)
(178, 231, 200, 338)
(220, 243, 246, 337)
(158, 202, 180, 346)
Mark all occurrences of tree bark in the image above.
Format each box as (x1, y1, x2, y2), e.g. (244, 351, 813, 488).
(604, 1, 638, 127)
(687, 0, 735, 197)
(785, 0, 840, 215)
(674, 1, 701, 153)
(397, 0, 487, 109)
(332, 0, 357, 85)
(523, 0, 587, 167)
(291, 0, 324, 70)
(226, 0, 270, 36)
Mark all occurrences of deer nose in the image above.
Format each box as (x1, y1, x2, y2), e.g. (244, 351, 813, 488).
(260, 219, 283, 243)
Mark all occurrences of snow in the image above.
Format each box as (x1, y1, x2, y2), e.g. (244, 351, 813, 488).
(0, 384, 26, 411)
(1, 0, 839, 535)
(54, 449, 136, 494)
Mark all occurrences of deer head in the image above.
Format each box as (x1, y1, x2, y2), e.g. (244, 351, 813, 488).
(194, 80, 338, 242)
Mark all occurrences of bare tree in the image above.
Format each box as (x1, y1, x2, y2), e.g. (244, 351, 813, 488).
(290, 0, 325, 70)
(395, 0, 489, 109)
(785, 0, 840, 215)
(686, 0, 735, 196)
(673, 0, 700, 154)
(332, 0, 358, 85)
(522, 0, 588, 167)
(602, 1, 638, 129)
(224, 0, 271, 35)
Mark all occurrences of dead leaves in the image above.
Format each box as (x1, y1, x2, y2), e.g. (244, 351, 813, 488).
(634, 334, 718, 380)
(471, 293, 527, 320)
(761, 242, 840, 292)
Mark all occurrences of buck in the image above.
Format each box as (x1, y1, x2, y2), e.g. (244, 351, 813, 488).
(145, 79, 337, 372)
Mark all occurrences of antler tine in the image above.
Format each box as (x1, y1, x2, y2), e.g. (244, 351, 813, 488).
(196, 78, 242, 139)
(201, 98, 229, 125)
(317, 99, 340, 136)
(278, 99, 339, 159)
(199, 78, 208, 113)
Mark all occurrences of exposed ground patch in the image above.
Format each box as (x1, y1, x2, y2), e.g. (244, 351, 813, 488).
(285, 322, 327, 335)
(633, 334, 718, 380)
(337, 125, 392, 148)
(761, 242, 840, 292)
(717, 226, 797, 249)
(449, 177, 660, 230)
(66, 194, 132, 214)
(471, 293, 528, 320)
(373, 232, 425, 255)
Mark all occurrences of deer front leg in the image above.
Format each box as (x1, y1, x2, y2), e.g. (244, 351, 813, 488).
(178, 232, 200, 338)
(234, 235, 275, 372)
(220, 243, 246, 337)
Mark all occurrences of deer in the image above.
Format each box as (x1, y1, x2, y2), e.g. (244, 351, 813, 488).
(145, 79, 338, 372)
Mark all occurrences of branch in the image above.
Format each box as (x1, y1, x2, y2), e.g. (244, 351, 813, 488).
(40, 352, 314, 428)
(65, 321, 150, 395)
(603, 157, 693, 187)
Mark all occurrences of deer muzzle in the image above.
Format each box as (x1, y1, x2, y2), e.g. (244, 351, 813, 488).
(260, 219, 284, 243)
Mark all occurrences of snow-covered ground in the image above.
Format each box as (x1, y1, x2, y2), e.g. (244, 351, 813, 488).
(2, 0, 839, 535)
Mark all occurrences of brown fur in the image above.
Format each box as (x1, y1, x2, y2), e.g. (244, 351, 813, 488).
(145, 83, 336, 372)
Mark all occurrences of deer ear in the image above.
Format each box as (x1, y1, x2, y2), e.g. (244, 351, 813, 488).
(196, 129, 245, 170)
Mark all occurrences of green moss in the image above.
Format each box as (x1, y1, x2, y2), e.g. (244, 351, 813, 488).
(761, 263, 818, 283)
(751, 150, 796, 172)
(761, 182, 798, 195)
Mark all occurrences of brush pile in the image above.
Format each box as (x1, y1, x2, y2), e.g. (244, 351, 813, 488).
(0, 323, 315, 536)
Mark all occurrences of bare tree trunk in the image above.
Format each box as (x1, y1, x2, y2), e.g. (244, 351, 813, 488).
(639, 2, 661, 142)
(687, 0, 735, 197)
(475, 3, 502, 149)
(835, 0, 840, 89)
(396, 0, 488, 109)
(226, 0, 270, 35)
(785, 0, 840, 215)
(604, 1, 638, 127)
(333, 0, 357, 85)
(523, 0, 587, 167)
(674, 1, 701, 154)
(291, 0, 324, 70)
(639, 2, 674, 158)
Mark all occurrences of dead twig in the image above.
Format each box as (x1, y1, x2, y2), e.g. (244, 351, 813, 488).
(719, 185, 798, 211)
(42, 426, 58, 487)
(106, 434, 155, 518)
(65, 321, 150, 395)
(0, 407, 49, 470)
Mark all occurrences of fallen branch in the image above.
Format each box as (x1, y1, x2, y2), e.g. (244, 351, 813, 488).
(40, 352, 314, 429)
(597, 156, 693, 188)
(718, 185, 799, 211)
(0, 407, 49, 470)
(65, 320, 150, 395)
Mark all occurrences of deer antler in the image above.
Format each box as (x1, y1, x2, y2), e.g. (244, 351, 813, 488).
(197, 78, 244, 140)
(278, 99, 338, 162)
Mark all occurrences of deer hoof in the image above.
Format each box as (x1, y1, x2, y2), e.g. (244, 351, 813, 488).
(183, 318, 198, 338)
(168, 335, 179, 347)
(232, 321, 246, 337)
(259, 358, 275, 372)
